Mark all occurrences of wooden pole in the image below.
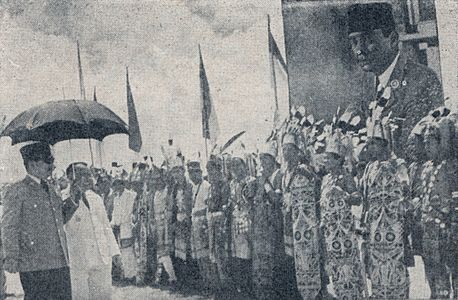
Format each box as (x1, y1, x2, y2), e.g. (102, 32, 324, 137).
(77, 41, 95, 166)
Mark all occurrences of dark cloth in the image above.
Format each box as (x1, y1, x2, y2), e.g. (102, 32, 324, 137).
(1, 176, 78, 272)
(230, 257, 253, 297)
(207, 180, 230, 213)
(346, 52, 444, 160)
(20, 266, 72, 300)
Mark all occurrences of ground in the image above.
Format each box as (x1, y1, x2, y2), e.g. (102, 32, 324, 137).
(4, 256, 433, 299)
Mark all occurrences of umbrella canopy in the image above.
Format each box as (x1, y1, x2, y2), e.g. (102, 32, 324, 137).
(1, 99, 129, 145)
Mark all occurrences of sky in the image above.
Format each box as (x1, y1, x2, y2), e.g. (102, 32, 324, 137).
(0, 0, 286, 181)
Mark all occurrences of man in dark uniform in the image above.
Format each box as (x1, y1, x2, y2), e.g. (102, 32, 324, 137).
(346, 2, 443, 159)
(1, 142, 80, 299)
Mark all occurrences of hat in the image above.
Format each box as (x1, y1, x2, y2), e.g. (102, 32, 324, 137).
(347, 3, 395, 34)
(259, 140, 278, 159)
(150, 165, 164, 179)
(20, 142, 53, 162)
(187, 161, 201, 171)
(207, 155, 223, 171)
(282, 133, 297, 146)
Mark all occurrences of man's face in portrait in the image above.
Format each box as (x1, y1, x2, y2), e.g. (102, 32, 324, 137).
(349, 29, 398, 75)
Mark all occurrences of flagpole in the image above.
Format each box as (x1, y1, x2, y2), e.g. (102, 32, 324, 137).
(205, 137, 209, 161)
(77, 41, 95, 166)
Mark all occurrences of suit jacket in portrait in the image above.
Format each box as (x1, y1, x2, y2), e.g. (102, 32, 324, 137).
(346, 51, 444, 159)
(1, 176, 78, 272)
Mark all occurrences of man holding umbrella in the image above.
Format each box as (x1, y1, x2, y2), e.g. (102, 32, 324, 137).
(1, 142, 80, 299)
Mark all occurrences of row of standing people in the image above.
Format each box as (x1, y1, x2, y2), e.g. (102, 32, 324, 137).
(105, 107, 458, 300)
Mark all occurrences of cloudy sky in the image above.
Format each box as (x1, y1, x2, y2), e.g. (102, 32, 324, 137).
(0, 0, 286, 180)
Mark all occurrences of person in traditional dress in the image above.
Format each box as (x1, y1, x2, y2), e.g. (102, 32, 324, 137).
(360, 113, 414, 299)
(319, 129, 366, 299)
(188, 158, 214, 295)
(65, 163, 120, 300)
(131, 163, 149, 286)
(206, 156, 231, 297)
(143, 168, 157, 286)
(252, 141, 289, 300)
(168, 156, 194, 290)
(409, 108, 458, 298)
(110, 179, 138, 284)
(281, 133, 329, 300)
(150, 166, 177, 286)
(227, 156, 255, 297)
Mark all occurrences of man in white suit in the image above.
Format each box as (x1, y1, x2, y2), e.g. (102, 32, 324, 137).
(64, 162, 120, 300)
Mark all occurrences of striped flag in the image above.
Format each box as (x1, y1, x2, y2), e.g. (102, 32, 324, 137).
(199, 45, 219, 145)
(126, 67, 142, 152)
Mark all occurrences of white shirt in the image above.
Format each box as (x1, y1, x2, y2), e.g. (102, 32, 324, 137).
(377, 52, 400, 91)
(27, 174, 41, 184)
(111, 189, 137, 239)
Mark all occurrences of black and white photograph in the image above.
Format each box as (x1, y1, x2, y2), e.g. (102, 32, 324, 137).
(0, 0, 457, 299)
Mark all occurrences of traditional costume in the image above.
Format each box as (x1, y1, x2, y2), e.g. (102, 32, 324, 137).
(206, 157, 231, 291)
(281, 132, 325, 300)
(131, 163, 149, 285)
(111, 187, 138, 280)
(188, 160, 214, 293)
(409, 108, 458, 298)
(228, 157, 255, 296)
(151, 173, 176, 284)
(319, 128, 365, 299)
(252, 141, 286, 300)
(360, 113, 413, 299)
(166, 152, 193, 287)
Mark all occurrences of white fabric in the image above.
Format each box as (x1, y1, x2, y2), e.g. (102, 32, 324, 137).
(111, 189, 137, 239)
(120, 246, 137, 279)
(65, 190, 119, 300)
(27, 174, 40, 184)
(191, 181, 211, 213)
(70, 264, 112, 300)
(158, 256, 177, 281)
(377, 52, 400, 90)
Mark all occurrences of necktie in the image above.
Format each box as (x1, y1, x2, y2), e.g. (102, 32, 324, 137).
(40, 180, 49, 194)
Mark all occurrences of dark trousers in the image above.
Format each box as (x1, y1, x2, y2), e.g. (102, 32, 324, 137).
(20, 267, 72, 300)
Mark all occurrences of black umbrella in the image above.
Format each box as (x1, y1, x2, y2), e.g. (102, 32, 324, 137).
(1, 99, 129, 145)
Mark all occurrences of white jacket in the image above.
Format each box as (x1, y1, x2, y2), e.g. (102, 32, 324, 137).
(65, 190, 120, 270)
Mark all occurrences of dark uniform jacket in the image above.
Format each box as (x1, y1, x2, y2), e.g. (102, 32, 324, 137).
(347, 51, 444, 159)
(1, 176, 78, 272)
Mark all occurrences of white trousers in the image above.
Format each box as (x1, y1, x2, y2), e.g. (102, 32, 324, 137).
(70, 264, 112, 300)
(158, 255, 177, 281)
(120, 246, 137, 279)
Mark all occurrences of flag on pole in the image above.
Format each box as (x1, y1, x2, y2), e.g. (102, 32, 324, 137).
(126, 67, 142, 152)
(268, 15, 288, 129)
(199, 45, 219, 146)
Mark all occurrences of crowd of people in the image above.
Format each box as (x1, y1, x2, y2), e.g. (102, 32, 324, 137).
(3, 102, 457, 300)
(0, 2, 455, 300)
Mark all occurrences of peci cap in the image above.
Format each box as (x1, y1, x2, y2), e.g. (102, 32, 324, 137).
(187, 161, 201, 171)
(20, 142, 53, 163)
(347, 3, 395, 34)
